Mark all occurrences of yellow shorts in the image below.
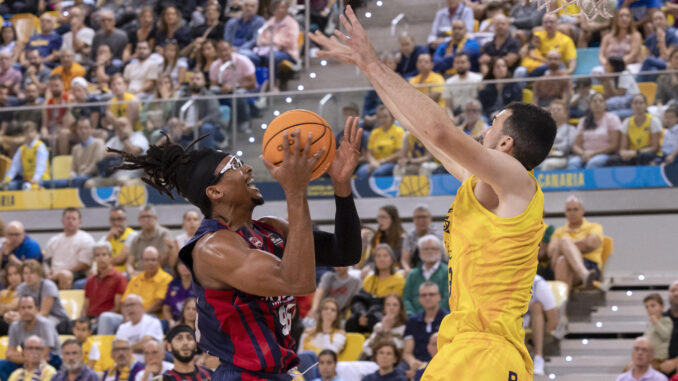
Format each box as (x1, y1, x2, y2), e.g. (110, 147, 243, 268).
(421, 332, 532, 381)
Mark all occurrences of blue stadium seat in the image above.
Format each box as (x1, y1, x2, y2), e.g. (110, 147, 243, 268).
(574, 48, 600, 76)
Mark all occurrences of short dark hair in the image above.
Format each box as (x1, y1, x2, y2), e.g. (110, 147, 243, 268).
(74, 317, 92, 330)
(665, 104, 678, 117)
(454, 52, 470, 61)
(318, 349, 337, 363)
(643, 293, 664, 306)
(61, 338, 82, 350)
(49, 74, 63, 82)
(22, 121, 37, 134)
(371, 339, 401, 364)
(63, 207, 82, 219)
(501, 102, 557, 170)
(575, 77, 592, 89)
(110, 206, 126, 214)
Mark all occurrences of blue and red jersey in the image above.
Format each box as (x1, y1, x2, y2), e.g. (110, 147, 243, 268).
(179, 218, 299, 381)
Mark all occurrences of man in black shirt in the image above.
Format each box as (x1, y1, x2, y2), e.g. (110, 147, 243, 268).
(163, 325, 212, 381)
(661, 281, 678, 375)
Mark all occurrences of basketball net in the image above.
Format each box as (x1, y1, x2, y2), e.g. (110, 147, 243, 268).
(533, 0, 616, 21)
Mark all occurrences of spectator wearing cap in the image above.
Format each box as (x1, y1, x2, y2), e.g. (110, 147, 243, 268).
(395, 34, 428, 79)
(44, 208, 96, 289)
(51, 339, 98, 381)
(21, 14, 62, 67)
(432, 20, 480, 76)
(101, 339, 144, 381)
(51, 51, 87, 93)
(91, 10, 129, 62)
(162, 325, 211, 381)
(478, 14, 520, 75)
(223, 0, 265, 58)
(6, 336, 57, 381)
(428, 0, 475, 51)
(60, 6, 94, 65)
(616, 337, 668, 381)
(1, 121, 50, 190)
(82, 242, 127, 320)
(0, 221, 42, 270)
(106, 294, 163, 360)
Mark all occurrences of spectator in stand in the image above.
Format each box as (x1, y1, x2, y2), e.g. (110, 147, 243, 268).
(428, 0, 475, 51)
(68, 78, 102, 137)
(108, 295, 163, 360)
(409, 54, 445, 109)
(509, 0, 546, 39)
(160, 41, 187, 88)
(457, 100, 488, 139)
(87, 45, 121, 91)
(9, 84, 42, 140)
(432, 21, 480, 76)
(169, 70, 225, 150)
(209, 40, 257, 136)
(0, 24, 18, 60)
(532, 50, 571, 108)
(136, 340, 173, 381)
(6, 336, 57, 381)
(362, 294, 408, 359)
(593, 8, 642, 76)
(0, 263, 22, 333)
(363, 53, 394, 128)
(52, 340, 98, 381)
(411, 333, 438, 381)
(85, 117, 149, 189)
(395, 34, 427, 79)
(478, 14, 520, 75)
(0, 222, 42, 269)
(599, 56, 639, 120)
(299, 298, 346, 356)
(162, 262, 196, 328)
(366, 206, 405, 267)
(478, 57, 522, 119)
(101, 339, 144, 381)
(0, 296, 61, 381)
(82, 242, 127, 320)
(17, 260, 69, 332)
(91, 10, 128, 62)
(362, 244, 405, 298)
(639, 12, 678, 82)
(548, 196, 603, 290)
(105, 207, 138, 274)
(607, 94, 661, 166)
(1, 122, 50, 190)
(516, 13, 577, 77)
(0, 52, 21, 95)
(190, 40, 218, 83)
(188, 2, 225, 51)
(393, 132, 437, 178)
(72, 318, 107, 371)
(60, 6, 94, 65)
(402, 235, 449, 316)
(616, 337, 668, 381)
(178, 298, 197, 329)
(255, 0, 300, 90)
(310, 350, 340, 381)
(356, 106, 405, 180)
(223, 0, 265, 58)
(621, 0, 662, 35)
(64, 118, 105, 188)
(538, 100, 577, 170)
(569, 77, 595, 119)
(660, 281, 678, 375)
(362, 340, 407, 381)
(22, 50, 51, 96)
(42, 75, 71, 155)
(44, 208, 95, 289)
(123, 7, 157, 64)
(661, 106, 678, 166)
(642, 293, 673, 368)
(22, 14, 62, 68)
(443, 53, 483, 119)
(525, 274, 558, 376)
(308, 267, 361, 322)
(401, 205, 441, 272)
(123, 247, 173, 318)
(656, 49, 678, 106)
(175, 210, 200, 248)
(402, 282, 446, 373)
(155, 5, 191, 50)
(162, 325, 211, 381)
(569, 93, 623, 169)
(123, 41, 158, 100)
(128, 205, 174, 273)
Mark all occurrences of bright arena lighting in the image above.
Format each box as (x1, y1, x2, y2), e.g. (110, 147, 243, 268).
(260, 123, 267, 130)
(297, 85, 304, 91)
(285, 97, 293, 103)
(236, 150, 243, 156)
(565, 356, 572, 362)
(320, 60, 327, 66)
(596, 322, 603, 328)
(248, 137, 255, 143)
(626, 290, 633, 296)
(273, 110, 280, 116)
(549, 374, 556, 380)
(638, 274, 645, 280)
(611, 305, 619, 312)
(309, 72, 317, 78)
(582, 339, 589, 345)
(376, 0, 383, 5)
(365, 11, 372, 18)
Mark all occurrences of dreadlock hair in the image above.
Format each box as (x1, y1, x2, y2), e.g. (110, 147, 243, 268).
(109, 134, 228, 217)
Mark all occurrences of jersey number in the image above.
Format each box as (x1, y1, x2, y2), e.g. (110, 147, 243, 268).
(278, 304, 295, 336)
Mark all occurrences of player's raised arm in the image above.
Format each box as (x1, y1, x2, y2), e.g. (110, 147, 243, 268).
(309, 7, 548, 198)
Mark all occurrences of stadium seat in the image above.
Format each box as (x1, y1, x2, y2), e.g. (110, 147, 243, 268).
(338, 333, 365, 362)
(59, 290, 85, 320)
(52, 155, 73, 180)
(601, 236, 613, 267)
(0, 336, 8, 359)
(574, 48, 600, 76)
(0, 155, 10, 182)
(522, 88, 533, 104)
(637, 82, 657, 105)
(59, 335, 75, 343)
(9, 14, 39, 43)
(90, 335, 115, 371)
(548, 281, 569, 309)
(591, 84, 604, 95)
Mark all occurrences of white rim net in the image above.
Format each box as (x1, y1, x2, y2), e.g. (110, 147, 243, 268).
(533, 0, 616, 21)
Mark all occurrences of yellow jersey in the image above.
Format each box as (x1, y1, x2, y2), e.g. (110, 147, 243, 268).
(362, 272, 405, 298)
(108, 227, 135, 273)
(552, 218, 604, 268)
(409, 72, 446, 108)
(405, 134, 427, 159)
(627, 113, 654, 151)
(367, 124, 405, 160)
(440, 173, 545, 373)
(20, 140, 50, 181)
(109, 92, 143, 131)
(534, 30, 577, 63)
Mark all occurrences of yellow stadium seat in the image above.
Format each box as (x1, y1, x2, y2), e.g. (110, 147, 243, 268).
(569, 118, 580, 126)
(591, 84, 604, 95)
(522, 88, 533, 104)
(0, 336, 8, 359)
(0, 155, 11, 181)
(602, 236, 613, 267)
(59, 290, 85, 320)
(637, 82, 657, 106)
(473, 19, 479, 33)
(547, 281, 569, 309)
(90, 335, 115, 372)
(52, 155, 72, 180)
(337, 333, 365, 362)
(9, 14, 39, 43)
(59, 335, 75, 343)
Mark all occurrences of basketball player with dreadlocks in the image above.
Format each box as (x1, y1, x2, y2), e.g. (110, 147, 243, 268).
(311, 6, 558, 380)
(112, 118, 364, 380)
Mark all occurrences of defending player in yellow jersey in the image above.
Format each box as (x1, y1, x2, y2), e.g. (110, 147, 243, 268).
(310, 7, 557, 380)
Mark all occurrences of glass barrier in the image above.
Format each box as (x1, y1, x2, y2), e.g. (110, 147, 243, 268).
(0, 69, 673, 188)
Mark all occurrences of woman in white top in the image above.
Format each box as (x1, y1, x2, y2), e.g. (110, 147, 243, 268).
(362, 293, 408, 358)
(599, 56, 639, 120)
(175, 210, 201, 248)
(299, 297, 346, 354)
(0, 24, 17, 60)
(161, 40, 188, 87)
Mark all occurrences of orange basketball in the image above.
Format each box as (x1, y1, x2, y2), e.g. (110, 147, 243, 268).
(262, 109, 336, 181)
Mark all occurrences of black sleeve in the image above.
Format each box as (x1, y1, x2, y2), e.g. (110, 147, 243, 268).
(313, 193, 362, 267)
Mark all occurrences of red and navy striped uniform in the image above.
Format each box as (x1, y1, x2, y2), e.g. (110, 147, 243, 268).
(179, 218, 299, 381)
(162, 366, 212, 381)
